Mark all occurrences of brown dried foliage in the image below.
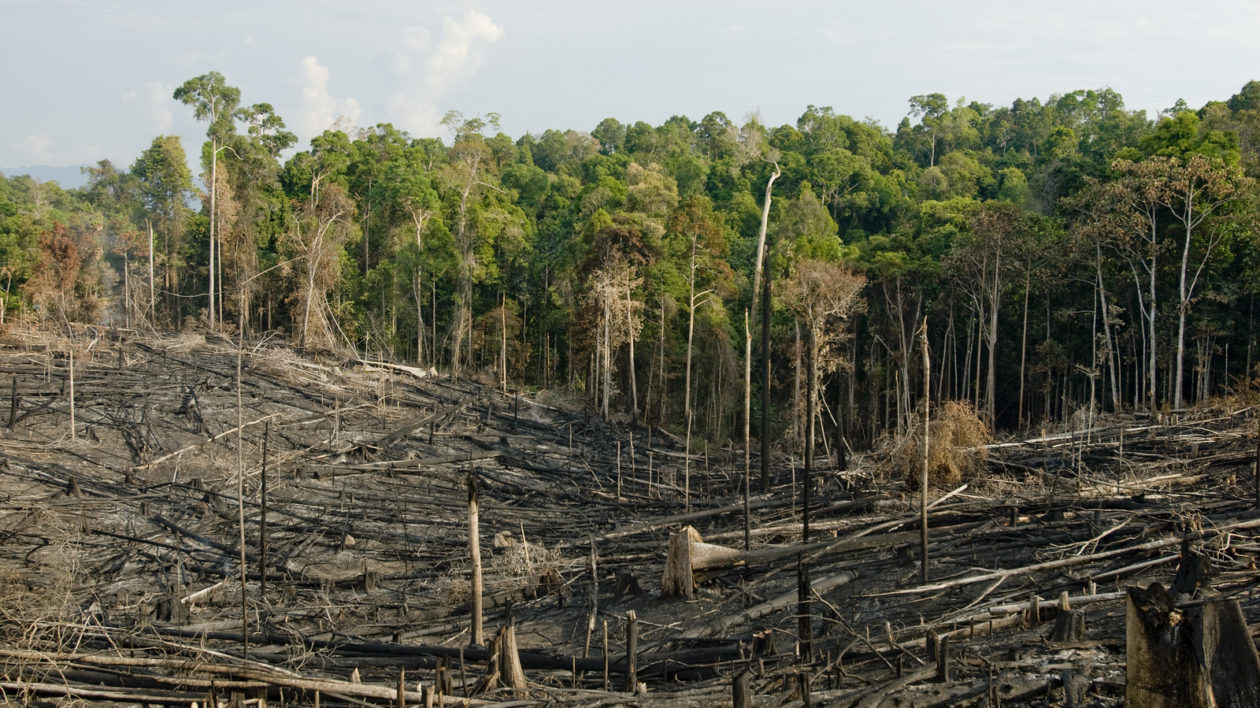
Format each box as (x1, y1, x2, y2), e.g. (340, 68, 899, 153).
(885, 400, 992, 489)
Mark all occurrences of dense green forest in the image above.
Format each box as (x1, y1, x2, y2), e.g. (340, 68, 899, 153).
(3, 73, 1260, 450)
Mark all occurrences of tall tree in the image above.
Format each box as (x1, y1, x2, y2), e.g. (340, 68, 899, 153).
(1160, 155, 1252, 408)
(131, 136, 193, 323)
(174, 72, 241, 329)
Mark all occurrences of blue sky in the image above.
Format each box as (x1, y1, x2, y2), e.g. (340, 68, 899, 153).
(3, 0, 1259, 171)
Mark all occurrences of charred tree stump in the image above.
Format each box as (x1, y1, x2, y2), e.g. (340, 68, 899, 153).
(733, 669, 752, 708)
(1051, 593, 1087, 643)
(1126, 583, 1260, 707)
(936, 634, 951, 683)
(1062, 668, 1089, 707)
(496, 624, 526, 697)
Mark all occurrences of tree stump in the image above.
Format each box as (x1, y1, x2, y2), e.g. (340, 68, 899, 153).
(661, 526, 743, 598)
(1126, 582, 1260, 707)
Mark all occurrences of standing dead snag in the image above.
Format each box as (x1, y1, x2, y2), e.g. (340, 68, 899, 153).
(624, 610, 639, 692)
(920, 320, 930, 584)
(496, 624, 527, 696)
(467, 472, 484, 647)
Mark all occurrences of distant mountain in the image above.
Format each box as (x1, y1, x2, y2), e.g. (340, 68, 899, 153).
(0, 165, 90, 189)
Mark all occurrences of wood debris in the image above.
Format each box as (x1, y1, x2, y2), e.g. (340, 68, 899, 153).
(0, 328, 1258, 706)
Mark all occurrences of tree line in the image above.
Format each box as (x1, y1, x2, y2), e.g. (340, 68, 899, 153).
(3, 72, 1259, 451)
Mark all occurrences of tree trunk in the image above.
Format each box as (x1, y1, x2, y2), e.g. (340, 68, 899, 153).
(413, 274, 425, 366)
(500, 291, 508, 394)
(626, 285, 638, 425)
(684, 238, 698, 507)
(1018, 262, 1030, 429)
(985, 256, 1001, 425)
(1175, 220, 1192, 409)
(761, 268, 771, 492)
(920, 322, 930, 583)
(1097, 243, 1121, 410)
(209, 137, 217, 330)
(148, 220, 156, 324)
(467, 474, 483, 647)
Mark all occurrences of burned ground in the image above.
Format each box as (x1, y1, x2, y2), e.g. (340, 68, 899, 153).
(0, 327, 1258, 706)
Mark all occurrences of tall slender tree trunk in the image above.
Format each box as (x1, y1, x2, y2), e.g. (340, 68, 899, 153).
(123, 254, 131, 329)
(657, 300, 667, 424)
(1017, 265, 1030, 429)
(1174, 220, 1193, 409)
(684, 238, 699, 498)
(148, 221, 155, 324)
(743, 310, 751, 500)
(626, 285, 638, 424)
(413, 273, 425, 366)
(748, 165, 778, 492)
(209, 137, 217, 330)
(761, 266, 772, 491)
(500, 291, 508, 394)
(985, 258, 1000, 425)
(602, 297, 612, 419)
(1096, 243, 1121, 410)
(1148, 233, 1158, 407)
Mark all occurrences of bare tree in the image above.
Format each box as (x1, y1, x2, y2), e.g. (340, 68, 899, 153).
(585, 255, 643, 420)
(781, 259, 866, 460)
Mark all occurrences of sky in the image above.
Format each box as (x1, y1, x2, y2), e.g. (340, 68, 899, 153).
(3, 0, 1259, 175)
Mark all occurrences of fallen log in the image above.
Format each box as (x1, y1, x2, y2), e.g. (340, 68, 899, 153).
(879, 515, 1260, 597)
(683, 570, 858, 638)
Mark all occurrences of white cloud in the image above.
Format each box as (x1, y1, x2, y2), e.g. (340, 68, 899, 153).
(426, 10, 504, 93)
(386, 94, 443, 136)
(146, 81, 174, 132)
(386, 10, 504, 135)
(293, 56, 362, 139)
(121, 90, 138, 102)
(403, 25, 431, 52)
(15, 134, 53, 162)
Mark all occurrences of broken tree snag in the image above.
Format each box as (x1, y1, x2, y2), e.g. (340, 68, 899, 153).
(1126, 583, 1260, 707)
(935, 634, 951, 682)
(467, 472, 483, 647)
(733, 669, 752, 708)
(259, 418, 270, 602)
(1050, 591, 1087, 643)
(624, 610, 638, 692)
(661, 526, 744, 598)
(495, 624, 527, 697)
(798, 557, 812, 662)
(68, 349, 75, 440)
(920, 319, 930, 584)
(7, 374, 16, 429)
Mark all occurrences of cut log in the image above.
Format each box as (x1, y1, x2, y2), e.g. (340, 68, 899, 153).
(662, 526, 744, 598)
